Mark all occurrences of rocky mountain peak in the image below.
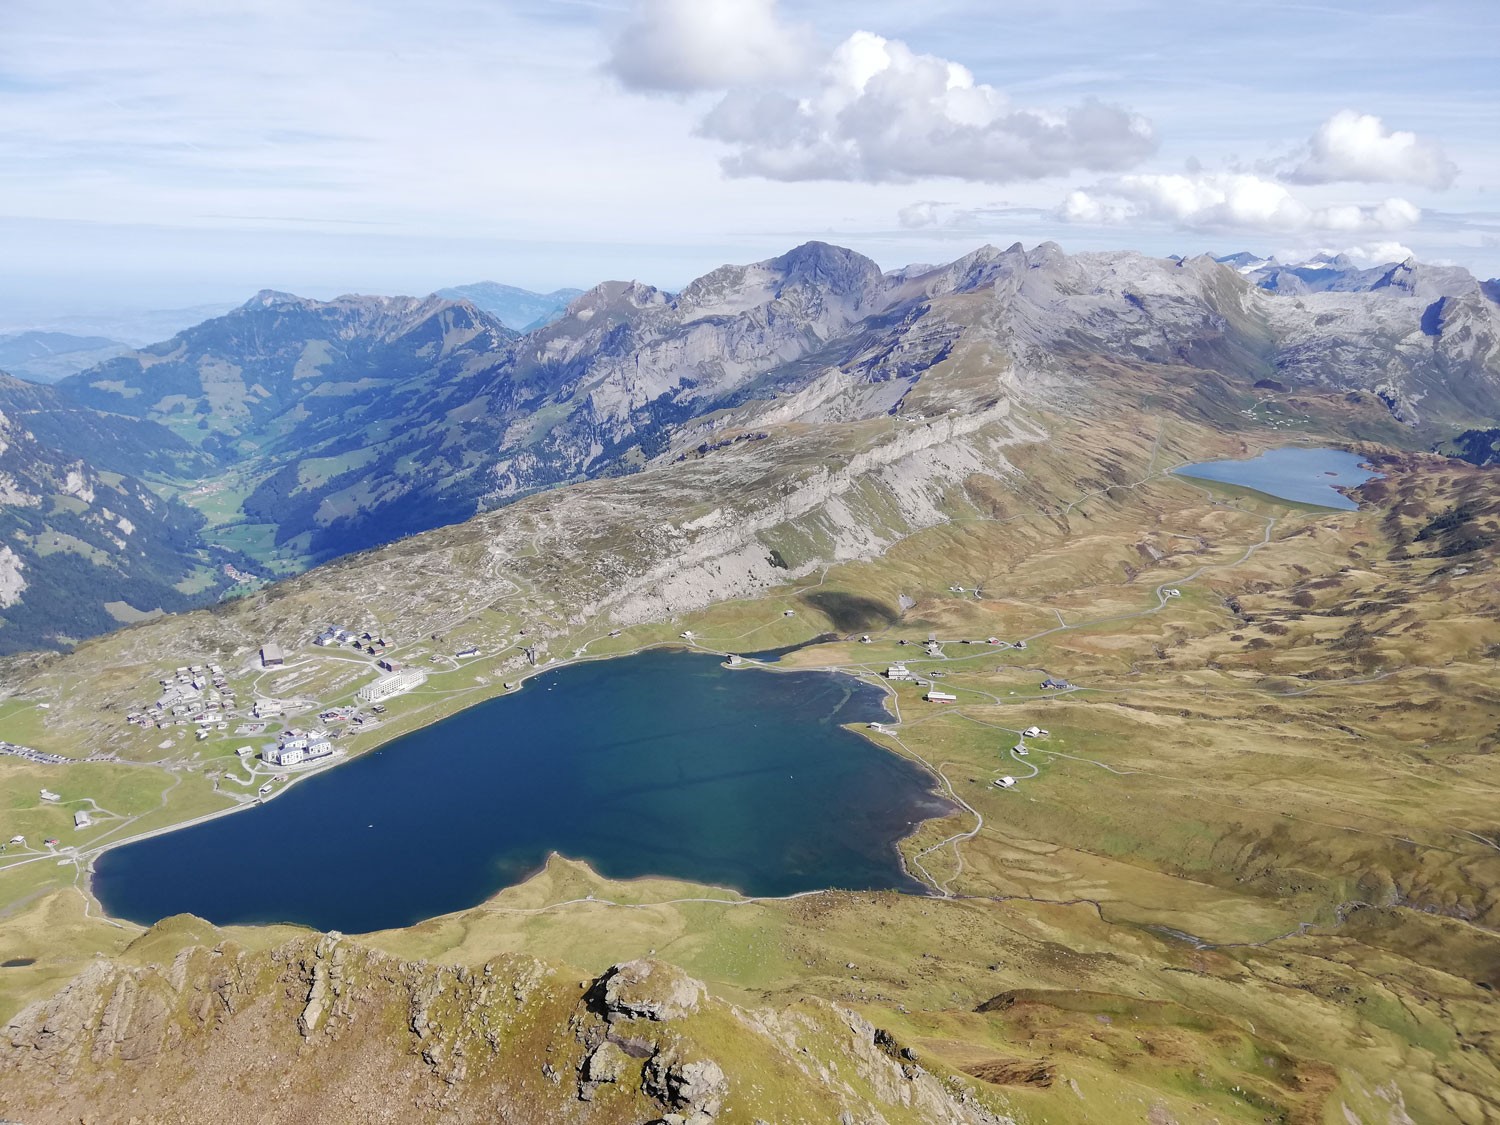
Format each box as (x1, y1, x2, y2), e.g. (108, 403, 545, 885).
(669, 243, 886, 328)
(766, 240, 884, 295)
(244, 288, 301, 309)
(891, 243, 1019, 300)
(566, 279, 669, 315)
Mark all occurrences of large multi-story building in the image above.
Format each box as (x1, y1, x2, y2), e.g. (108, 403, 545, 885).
(358, 669, 427, 703)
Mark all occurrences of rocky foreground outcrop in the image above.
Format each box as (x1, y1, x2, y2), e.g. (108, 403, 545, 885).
(1, 934, 1013, 1124)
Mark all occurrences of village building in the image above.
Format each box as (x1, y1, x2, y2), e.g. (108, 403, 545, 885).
(260, 643, 285, 668)
(358, 669, 427, 703)
(261, 736, 334, 768)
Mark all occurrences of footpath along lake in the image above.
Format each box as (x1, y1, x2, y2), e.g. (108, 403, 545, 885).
(94, 650, 948, 932)
(1174, 447, 1379, 510)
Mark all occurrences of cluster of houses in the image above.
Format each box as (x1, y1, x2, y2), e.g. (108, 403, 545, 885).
(128, 663, 237, 735)
(996, 727, 1049, 790)
(318, 705, 379, 733)
(315, 625, 393, 657)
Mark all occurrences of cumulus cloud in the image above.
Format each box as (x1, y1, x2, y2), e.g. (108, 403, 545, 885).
(897, 201, 954, 229)
(606, 3, 1157, 185)
(1060, 173, 1421, 235)
(1286, 110, 1457, 189)
(697, 32, 1157, 184)
(606, 0, 816, 92)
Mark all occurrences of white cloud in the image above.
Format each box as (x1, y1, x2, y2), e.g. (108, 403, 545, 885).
(605, 0, 816, 92)
(1060, 173, 1421, 235)
(696, 31, 1157, 184)
(897, 201, 953, 229)
(1286, 110, 1457, 189)
(894, 200, 1015, 230)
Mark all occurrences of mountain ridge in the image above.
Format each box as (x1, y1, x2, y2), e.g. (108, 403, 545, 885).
(8, 240, 1500, 652)
(0, 374, 224, 651)
(434, 280, 585, 332)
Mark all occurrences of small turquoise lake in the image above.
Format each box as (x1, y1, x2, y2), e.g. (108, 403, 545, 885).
(1174, 447, 1378, 509)
(93, 650, 947, 932)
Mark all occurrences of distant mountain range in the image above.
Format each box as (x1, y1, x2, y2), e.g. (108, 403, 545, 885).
(433, 282, 585, 331)
(2, 244, 1497, 653)
(1218, 249, 1497, 301)
(0, 331, 131, 384)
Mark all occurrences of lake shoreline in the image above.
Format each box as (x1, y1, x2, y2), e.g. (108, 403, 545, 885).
(91, 646, 952, 931)
(1173, 446, 1380, 510)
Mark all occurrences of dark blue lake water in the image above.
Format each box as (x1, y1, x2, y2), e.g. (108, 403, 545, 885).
(1174, 447, 1378, 510)
(94, 650, 945, 932)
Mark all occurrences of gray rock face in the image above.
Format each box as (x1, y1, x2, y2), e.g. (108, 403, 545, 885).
(598, 959, 705, 1023)
(1240, 252, 1483, 301)
(644, 1054, 728, 1119)
(577, 1039, 632, 1101)
(942, 243, 1500, 426)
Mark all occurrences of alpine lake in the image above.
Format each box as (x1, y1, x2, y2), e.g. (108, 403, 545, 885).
(94, 649, 948, 933)
(1174, 446, 1380, 509)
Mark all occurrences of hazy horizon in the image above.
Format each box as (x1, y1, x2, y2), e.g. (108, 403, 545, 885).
(4, 0, 1498, 322)
(6, 228, 1493, 336)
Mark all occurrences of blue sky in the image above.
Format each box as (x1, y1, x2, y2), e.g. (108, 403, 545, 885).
(2, 0, 1496, 322)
